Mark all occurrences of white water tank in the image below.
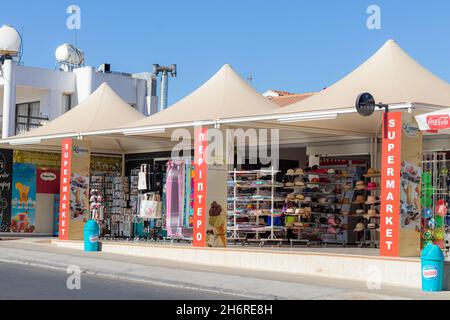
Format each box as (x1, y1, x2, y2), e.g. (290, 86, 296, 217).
(55, 43, 84, 66)
(0, 25, 21, 56)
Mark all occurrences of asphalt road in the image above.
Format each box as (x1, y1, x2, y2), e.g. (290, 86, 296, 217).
(0, 262, 243, 300)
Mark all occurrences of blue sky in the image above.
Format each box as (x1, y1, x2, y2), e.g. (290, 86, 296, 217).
(1, 1, 450, 105)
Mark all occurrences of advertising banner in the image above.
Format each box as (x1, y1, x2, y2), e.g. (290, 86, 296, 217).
(11, 163, 37, 233)
(0, 149, 13, 232)
(193, 128, 208, 247)
(380, 112, 402, 257)
(37, 168, 60, 194)
(58, 139, 91, 240)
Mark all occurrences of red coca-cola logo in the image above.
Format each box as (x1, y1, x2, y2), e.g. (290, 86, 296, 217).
(427, 115, 450, 130)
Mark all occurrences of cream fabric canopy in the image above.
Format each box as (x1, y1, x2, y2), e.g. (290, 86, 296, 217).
(274, 39, 450, 115)
(3, 83, 145, 143)
(120, 64, 281, 132)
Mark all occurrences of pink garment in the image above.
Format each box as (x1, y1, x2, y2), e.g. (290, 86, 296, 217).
(166, 160, 185, 238)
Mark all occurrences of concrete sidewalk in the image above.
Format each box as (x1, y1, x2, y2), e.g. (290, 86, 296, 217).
(0, 238, 447, 300)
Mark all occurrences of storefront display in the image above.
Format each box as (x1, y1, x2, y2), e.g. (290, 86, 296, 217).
(11, 163, 36, 233)
(0, 149, 13, 232)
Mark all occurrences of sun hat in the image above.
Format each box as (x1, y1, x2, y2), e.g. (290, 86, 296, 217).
(340, 198, 351, 204)
(295, 181, 306, 187)
(354, 181, 366, 191)
(287, 169, 295, 175)
(310, 178, 320, 183)
(295, 208, 304, 215)
(363, 209, 379, 219)
(364, 168, 380, 177)
(287, 193, 296, 200)
(327, 169, 335, 174)
(342, 184, 352, 192)
(339, 171, 349, 177)
(368, 223, 377, 229)
(295, 168, 304, 175)
(303, 196, 312, 203)
(356, 209, 365, 216)
(318, 197, 329, 204)
(285, 182, 295, 187)
(286, 208, 295, 214)
(294, 222, 304, 227)
(354, 223, 365, 232)
(319, 177, 330, 183)
(341, 210, 350, 216)
(352, 195, 366, 204)
(304, 207, 312, 213)
(296, 194, 305, 200)
(365, 196, 380, 205)
(366, 182, 379, 191)
(434, 228, 445, 241)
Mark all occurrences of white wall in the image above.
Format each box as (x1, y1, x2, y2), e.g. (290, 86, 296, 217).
(0, 64, 149, 136)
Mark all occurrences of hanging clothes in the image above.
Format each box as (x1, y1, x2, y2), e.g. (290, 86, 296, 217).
(165, 160, 185, 238)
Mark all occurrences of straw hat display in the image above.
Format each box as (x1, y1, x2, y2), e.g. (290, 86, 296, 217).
(354, 223, 365, 232)
(364, 168, 380, 177)
(354, 181, 366, 191)
(296, 194, 305, 201)
(363, 209, 380, 219)
(294, 181, 306, 187)
(343, 184, 353, 191)
(365, 195, 380, 205)
(355, 209, 365, 216)
(287, 169, 295, 175)
(295, 168, 304, 175)
(287, 193, 296, 200)
(340, 197, 351, 204)
(285, 182, 295, 187)
(352, 195, 366, 204)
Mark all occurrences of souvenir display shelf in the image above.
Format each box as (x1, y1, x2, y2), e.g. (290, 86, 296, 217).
(282, 167, 358, 247)
(357, 170, 381, 248)
(227, 168, 285, 244)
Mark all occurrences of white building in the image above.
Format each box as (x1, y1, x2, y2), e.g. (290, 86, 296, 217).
(0, 37, 157, 138)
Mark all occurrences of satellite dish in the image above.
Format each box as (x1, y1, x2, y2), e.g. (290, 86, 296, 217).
(355, 92, 376, 117)
(0, 25, 21, 57)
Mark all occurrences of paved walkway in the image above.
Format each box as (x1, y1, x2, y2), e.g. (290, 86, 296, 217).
(0, 238, 446, 300)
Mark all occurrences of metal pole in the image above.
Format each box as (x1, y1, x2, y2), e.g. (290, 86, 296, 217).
(160, 71, 168, 111)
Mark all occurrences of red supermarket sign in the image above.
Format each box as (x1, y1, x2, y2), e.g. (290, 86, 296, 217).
(58, 139, 72, 240)
(427, 115, 450, 130)
(380, 112, 401, 257)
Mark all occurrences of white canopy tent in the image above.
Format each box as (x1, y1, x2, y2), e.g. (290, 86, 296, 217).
(120, 64, 282, 135)
(0, 83, 172, 154)
(249, 39, 450, 135)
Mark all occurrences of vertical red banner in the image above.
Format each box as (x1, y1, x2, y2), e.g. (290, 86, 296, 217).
(380, 112, 402, 257)
(193, 128, 208, 247)
(58, 139, 72, 240)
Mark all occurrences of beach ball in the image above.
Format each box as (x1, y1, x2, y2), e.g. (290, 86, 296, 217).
(436, 205, 448, 217)
(434, 228, 445, 241)
(427, 218, 436, 229)
(422, 229, 434, 241)
(422, 208, 433, 219)
(435, 216, 444, 228)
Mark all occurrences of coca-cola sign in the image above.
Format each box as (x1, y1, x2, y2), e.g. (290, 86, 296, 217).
(427, 115, 450, 130)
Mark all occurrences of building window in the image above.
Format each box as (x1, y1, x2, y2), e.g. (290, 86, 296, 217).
(15, 102, 47, 134)
(62, 94, 72, 112)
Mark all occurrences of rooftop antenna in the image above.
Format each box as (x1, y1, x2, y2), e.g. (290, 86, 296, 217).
(153, 64, 177, 111)
(247, 75, 253, 84)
